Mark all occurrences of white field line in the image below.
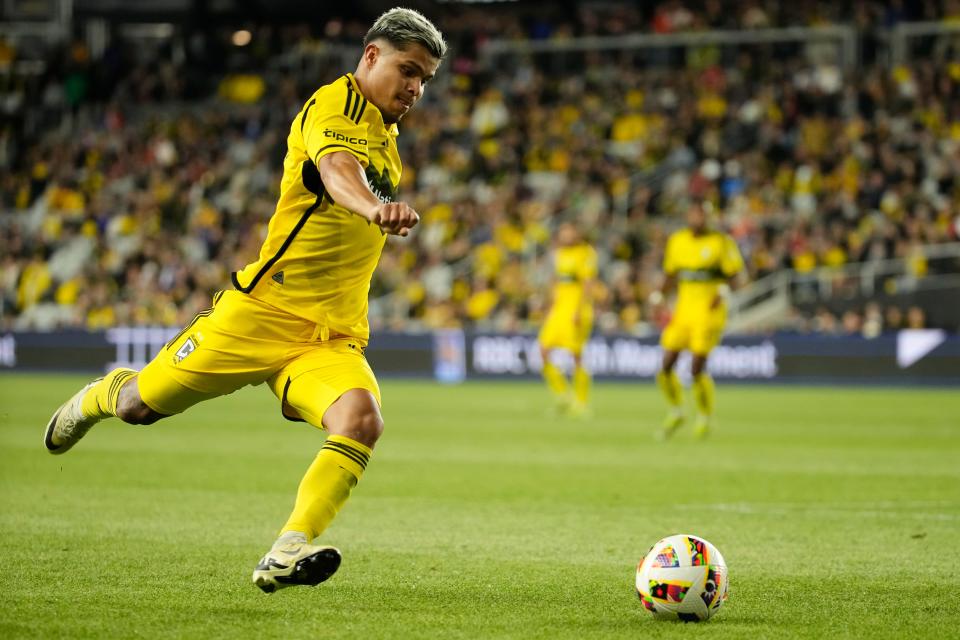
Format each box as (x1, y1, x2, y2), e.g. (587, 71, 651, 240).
(673, 501, 960, 521)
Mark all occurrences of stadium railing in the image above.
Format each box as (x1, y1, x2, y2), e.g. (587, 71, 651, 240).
(478, 25, 859, 69)
(886, 20, 960, 65)
(728, 243, 960, 332)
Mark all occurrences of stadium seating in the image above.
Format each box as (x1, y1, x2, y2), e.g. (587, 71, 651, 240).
(2, 2, 958, 334)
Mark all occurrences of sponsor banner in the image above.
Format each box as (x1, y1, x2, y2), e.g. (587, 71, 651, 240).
(470, 334, 778, 381)
(1, 329, 958, 385)
(468, 332, 960, 383)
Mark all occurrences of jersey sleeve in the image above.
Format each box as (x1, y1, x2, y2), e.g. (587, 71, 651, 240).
(301, 80, 371, 168)
(721, 235, 745, 277)
(662, 234, 679, 275)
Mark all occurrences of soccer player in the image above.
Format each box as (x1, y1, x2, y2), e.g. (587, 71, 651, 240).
(538, 222, 597, 417)
(42, 8, 445, 593)
(651, 200, 744, 439)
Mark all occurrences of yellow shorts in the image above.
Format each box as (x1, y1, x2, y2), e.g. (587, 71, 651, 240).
(137, 290, 381, 427)
(538, 306, 593, 355)
(660, 311, 725, 356)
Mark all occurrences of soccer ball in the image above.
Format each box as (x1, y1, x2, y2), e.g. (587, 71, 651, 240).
(635, 534, 728, 622)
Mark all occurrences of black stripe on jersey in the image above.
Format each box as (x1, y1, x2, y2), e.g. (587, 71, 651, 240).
(350, 94, 362, 121)
(342, 77, 367, 123)
(232, 161, 325, 294)
(301, 155, 324, 196)
(355, 96, 368, 122)
(677, 267, 727, 282)
(231, 204, 317, 293)
(344, 80, 355, 117)
(301, 98, 317, 134)
(314, 144, 369, 163)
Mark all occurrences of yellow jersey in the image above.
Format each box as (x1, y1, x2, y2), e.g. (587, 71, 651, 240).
(550, 244, 597, 314)
(663, 228, 743, 316)
(232, 73, 401, 343)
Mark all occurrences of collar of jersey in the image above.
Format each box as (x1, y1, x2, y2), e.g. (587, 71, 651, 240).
(344, 73, 400, 138)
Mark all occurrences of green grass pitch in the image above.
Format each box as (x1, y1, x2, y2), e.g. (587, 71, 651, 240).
(1, 375, 958, 639)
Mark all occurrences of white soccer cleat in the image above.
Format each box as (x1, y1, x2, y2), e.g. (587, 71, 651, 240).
(252, 542, 342, 594)
(43, 379, 102, 455)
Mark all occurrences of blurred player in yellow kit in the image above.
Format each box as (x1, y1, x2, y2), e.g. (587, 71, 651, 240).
(651, 200, 744, 439)
(539, 223, 597, 417)
(42, 8, 445, 593)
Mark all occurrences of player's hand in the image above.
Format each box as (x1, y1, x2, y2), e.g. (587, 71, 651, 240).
(709, 294, 722, 310)
(372, 202, 420, 237)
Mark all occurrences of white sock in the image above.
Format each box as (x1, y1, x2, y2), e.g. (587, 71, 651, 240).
(272, 530, 309, 550)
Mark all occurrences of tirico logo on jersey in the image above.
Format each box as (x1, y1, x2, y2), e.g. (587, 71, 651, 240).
(322, 129, 368, 146)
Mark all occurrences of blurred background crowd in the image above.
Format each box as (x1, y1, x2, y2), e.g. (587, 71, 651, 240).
(2, 0, 959, 335)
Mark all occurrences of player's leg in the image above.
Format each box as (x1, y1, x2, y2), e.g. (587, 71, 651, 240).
(253, 340, 381, 593)
(279, 388, 381, 540)
(45, 354, 232, 453)
(540, 344, 572, 412)
(656, 349, 684, 438)
(569, 350, 591, 418)
(45, 364, 187, 454)
(44, 367, 136, 454)
(569, 307, 593, 417)
(539, 312, 572, 411)
(44, 290, 268, 454)
(689, 321, 722, 438)
(690, 353, 715, 438)
(657, 321, 687, 438)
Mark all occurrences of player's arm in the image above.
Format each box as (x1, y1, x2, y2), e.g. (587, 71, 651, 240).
(571, 275, 596, 327)
(581, 277, 596, 305)
(649, 236, 677, 308)
(543, 281, 554, 312)
(581, 248, 598, 306)
(726, 269, 747, 291)
(576, 261, 598, 313)
(318, 151, 418, 236)
(709, 260, 748, 309)
(302, 85, 419, 236)
(709, 275, 740, 310)
(573, 248, 598, 323)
